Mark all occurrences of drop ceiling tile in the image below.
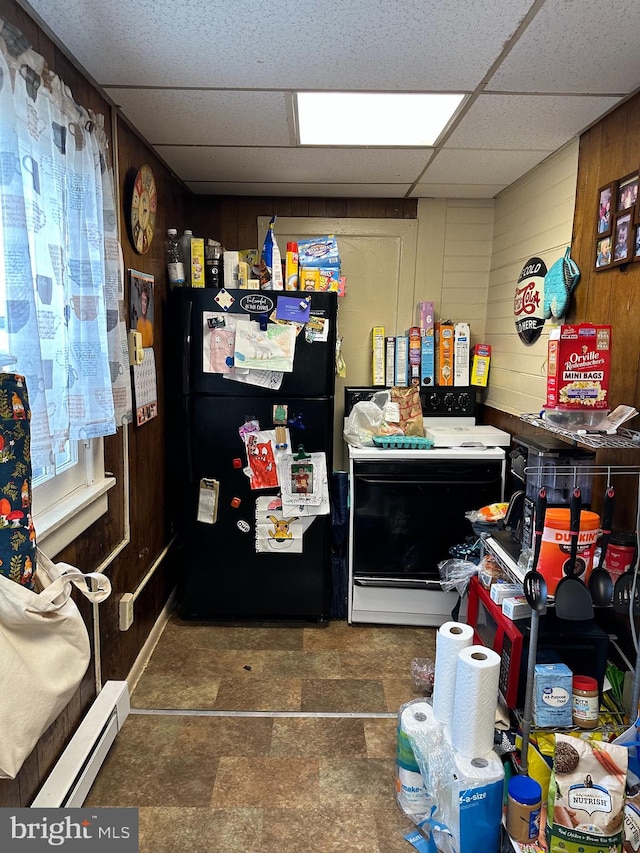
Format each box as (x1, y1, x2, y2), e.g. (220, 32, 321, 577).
(26, 0, 532, 89)
(156, 146, 434, 184)
(446, 94, 622, 150)
(106, 89, 293, 145)
(186, 182, 412, 197)
(408, 183, 506, 199)
(423, 149, 553, 186)
(488, 0, 640, 94)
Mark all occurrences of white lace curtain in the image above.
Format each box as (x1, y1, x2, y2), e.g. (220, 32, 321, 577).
(0, 18, 120, 470)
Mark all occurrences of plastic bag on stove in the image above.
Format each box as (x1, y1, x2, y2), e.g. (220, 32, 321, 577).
(343, 391, 403, 447)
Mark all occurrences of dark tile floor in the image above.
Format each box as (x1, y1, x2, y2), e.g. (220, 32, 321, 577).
(85, 617, 436, 852)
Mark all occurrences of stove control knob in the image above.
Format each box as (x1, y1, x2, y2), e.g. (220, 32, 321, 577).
(458, 392, 471, 410)
(428, 393, 439, 410)
(443, 392, 456, 410)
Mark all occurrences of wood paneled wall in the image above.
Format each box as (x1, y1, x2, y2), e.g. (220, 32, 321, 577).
(0, 0, 191, 805)
(570, 93, 640, 409)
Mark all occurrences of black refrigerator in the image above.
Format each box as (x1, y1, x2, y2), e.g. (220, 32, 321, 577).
(166, 288, 338, 622)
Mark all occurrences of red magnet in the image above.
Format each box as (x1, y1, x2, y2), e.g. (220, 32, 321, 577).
(231, 497, 241, 508)
(232, 458, 243, 469)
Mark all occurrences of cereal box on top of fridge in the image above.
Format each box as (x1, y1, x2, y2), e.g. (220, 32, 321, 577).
(546, 324, 611, 410)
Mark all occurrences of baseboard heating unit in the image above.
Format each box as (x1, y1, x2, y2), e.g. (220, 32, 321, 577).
(31, 681, 130, 808)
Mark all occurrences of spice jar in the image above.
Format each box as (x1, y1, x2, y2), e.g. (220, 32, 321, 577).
(506, 775, 542, 843)
(572, 675, 599, 728)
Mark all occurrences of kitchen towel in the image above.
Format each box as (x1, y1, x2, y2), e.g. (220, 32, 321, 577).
(432, 621, 474, 726)
(450, 645, 501, 758)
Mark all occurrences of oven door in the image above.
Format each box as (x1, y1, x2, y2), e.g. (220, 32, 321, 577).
(351, 456, 504, 587)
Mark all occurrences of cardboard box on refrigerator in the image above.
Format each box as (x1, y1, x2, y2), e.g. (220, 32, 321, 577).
(190, 237, 206, 288)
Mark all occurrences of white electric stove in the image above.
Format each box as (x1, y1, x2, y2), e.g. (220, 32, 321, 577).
(345, 387, 510, 626)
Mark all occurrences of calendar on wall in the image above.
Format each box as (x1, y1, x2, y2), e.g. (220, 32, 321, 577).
(133, 347, 158, 426)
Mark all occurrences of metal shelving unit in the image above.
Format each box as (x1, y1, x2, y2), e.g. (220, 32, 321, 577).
(484, 461, 640, 777)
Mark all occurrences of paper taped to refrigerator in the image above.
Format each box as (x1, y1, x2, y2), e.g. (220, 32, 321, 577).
(234, 319, 296, 372)
(222, 368, 283, 390)
(203, 311, 237, 374)
(243, 429, 280, 490)
(278, 451, 330, 516)
(255, 496, 314, 553)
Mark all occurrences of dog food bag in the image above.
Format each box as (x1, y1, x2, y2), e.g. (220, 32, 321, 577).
(547, 732, 627, 852)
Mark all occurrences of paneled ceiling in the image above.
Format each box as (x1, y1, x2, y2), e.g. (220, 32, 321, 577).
(19, 0, 640, 198)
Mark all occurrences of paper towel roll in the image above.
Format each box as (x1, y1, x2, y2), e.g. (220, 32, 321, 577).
(432, 621, 474, 725)
(396, 701, 435, 815)
(451, 645, 501, 758)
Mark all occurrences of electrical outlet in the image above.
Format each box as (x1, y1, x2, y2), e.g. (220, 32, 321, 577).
(119, 593, 134, 631)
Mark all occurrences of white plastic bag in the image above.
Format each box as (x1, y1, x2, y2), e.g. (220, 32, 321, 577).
(343, 391, 403, 446)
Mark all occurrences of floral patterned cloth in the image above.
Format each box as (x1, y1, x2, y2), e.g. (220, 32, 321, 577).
(0, 373, 36, 588)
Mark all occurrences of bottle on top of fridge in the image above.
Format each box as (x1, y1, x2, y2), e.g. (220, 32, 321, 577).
(165, 228, 186, 288)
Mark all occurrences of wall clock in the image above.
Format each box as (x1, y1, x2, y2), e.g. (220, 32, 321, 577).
(130, 164, 157, 254)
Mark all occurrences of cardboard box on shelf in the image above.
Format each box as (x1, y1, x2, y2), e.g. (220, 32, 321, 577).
(436, 322, 454, 385)
(372, 326, 385, 386)
(385, 336, 396, 387)
(394, 335, 409, 387)
(454, 322, 470, 386)
(471, 344, 492, 387)
(546, 324, 612, 410)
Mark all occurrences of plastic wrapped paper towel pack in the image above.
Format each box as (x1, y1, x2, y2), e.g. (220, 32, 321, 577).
(397, 623, 503, 853)
(398, 698, 504, 853)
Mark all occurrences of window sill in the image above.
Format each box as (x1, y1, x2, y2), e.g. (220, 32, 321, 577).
(35, 476, 116, 558)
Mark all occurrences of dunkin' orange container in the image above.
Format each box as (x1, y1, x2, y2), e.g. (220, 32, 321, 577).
(537, 508, 600, 595)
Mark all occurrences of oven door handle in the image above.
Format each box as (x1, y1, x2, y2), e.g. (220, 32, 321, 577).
(355, 476, 436, 486)
(354, 576, 444, 591)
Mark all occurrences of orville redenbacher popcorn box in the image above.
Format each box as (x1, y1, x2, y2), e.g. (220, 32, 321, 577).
(546, 324, 612, 410)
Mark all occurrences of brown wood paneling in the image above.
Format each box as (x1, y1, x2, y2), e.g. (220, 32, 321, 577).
(571, 93, 640, 419)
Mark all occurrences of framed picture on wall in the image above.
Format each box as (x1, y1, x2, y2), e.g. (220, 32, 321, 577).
(595, 235, 612, 269)
(634, 225, 640, 261)
(596, 182, 614, 235)
(617, 173, 639, 212)
(612, 210, 633, 264)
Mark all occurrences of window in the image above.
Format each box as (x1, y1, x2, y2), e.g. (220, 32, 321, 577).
(0, 24, 123, 558)
(31, 437, 115, 557)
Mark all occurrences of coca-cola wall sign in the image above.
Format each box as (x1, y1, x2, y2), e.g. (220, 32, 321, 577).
(514, 257, 547, 345)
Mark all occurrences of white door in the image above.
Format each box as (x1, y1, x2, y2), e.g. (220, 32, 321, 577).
(257, 216, 418, 469)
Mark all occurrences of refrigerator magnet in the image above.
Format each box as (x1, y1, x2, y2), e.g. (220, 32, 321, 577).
(214, 288, 235, 311)
(197, 478, 219, 524)
(305, 316, 329, 343)
(275, 295, 311, 323)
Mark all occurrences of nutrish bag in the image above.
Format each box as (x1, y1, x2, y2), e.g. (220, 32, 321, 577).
(547, 733, 627, 852)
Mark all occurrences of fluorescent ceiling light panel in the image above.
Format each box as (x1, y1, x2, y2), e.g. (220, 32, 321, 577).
(296, 92, 465, 146)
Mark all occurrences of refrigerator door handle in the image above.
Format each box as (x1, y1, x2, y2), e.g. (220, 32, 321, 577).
(181, 297, 193, 396)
